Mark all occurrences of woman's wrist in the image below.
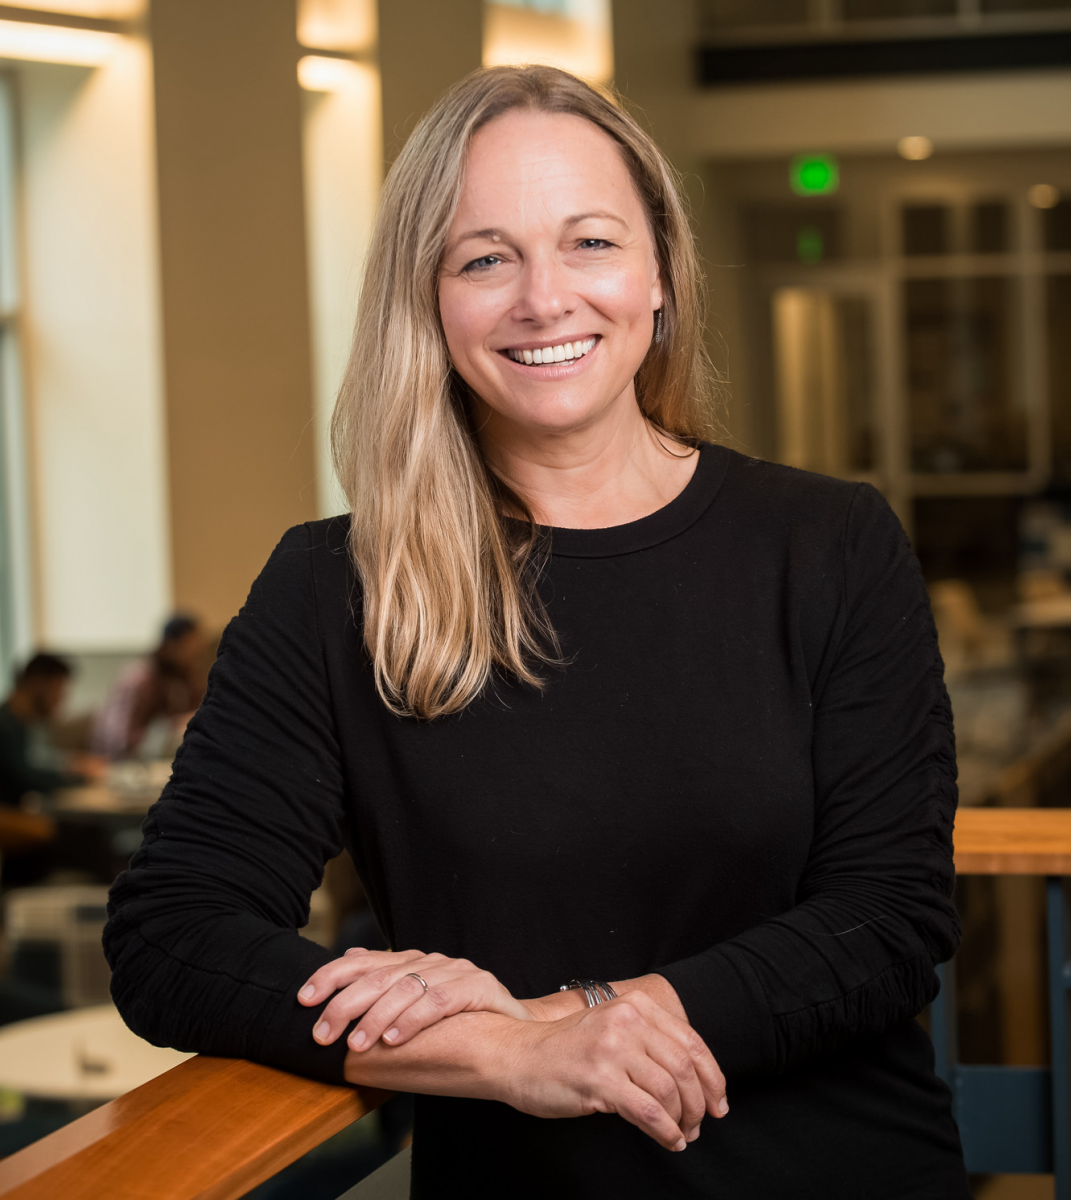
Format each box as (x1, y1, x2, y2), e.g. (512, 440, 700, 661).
(520, 988, 588, 1022)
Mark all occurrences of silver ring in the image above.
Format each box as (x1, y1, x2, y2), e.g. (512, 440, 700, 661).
(406, 972, 429, 995)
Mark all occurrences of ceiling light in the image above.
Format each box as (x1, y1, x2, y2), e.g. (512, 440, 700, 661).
(298, 54, 363, 92)
(0, 19, 120, 65)
(1028, 183, 1061, 210)
(898, 136, 933, 162)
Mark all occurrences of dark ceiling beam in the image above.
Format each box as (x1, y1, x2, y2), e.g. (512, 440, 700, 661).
(699, 30, 1071, 85)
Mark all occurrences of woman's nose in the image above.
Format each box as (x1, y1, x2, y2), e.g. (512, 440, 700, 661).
(515, 257, 575, 326)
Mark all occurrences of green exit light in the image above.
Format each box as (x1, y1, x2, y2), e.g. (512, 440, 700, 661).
(790, 154, 839, 196)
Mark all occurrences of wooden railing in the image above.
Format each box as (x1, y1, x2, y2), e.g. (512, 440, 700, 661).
(936, 806, 1071, 1197)
(0, 1055, 390, 1199)
(0, 807, 1068, 1199)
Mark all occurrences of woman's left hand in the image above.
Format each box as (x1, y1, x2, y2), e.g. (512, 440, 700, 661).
(298, 948, 533, 1051)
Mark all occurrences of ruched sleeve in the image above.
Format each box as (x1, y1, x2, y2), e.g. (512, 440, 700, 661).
(657, 484, 960, 1079)
(104, 524, 353, 1084)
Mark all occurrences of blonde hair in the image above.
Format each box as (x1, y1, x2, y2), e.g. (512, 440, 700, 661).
(331, 65, 718, 719)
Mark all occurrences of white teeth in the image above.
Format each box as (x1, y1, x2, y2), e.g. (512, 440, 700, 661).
(506, 337, 596, 365)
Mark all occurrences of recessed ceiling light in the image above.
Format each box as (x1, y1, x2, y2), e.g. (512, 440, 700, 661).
(0, 18, 119, 65)
(1028, 183, 1061, 210)
(297, 55, 363, 92)
(898, 136, 933, 161)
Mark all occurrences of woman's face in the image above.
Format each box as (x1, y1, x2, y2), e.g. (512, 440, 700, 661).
(438, 109, 662, 442)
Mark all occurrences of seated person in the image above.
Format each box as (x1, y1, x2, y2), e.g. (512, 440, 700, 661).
(1, 653, 105, 887)
(93, 614, 208, 760)
(0, 653, 99, 808)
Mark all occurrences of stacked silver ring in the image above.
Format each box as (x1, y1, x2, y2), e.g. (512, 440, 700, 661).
(559, 979, 618, 1007)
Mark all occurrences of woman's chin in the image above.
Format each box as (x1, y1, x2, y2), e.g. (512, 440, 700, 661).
(478, 391, 641, 443)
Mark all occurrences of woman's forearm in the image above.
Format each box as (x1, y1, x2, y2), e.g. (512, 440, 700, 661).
(342, 1009, 523, 1098)
(343, 992, 728, 1154)
(342, 973, 689, 1095)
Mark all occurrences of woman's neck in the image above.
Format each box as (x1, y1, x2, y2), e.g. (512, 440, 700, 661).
(479, 403, 698, 530)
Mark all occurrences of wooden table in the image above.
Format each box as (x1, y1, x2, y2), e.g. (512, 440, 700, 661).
(941, 807, 1071, 1194)
(1015, 595, 1071, 630)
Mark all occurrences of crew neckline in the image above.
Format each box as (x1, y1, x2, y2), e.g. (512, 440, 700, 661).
(532, 441, 729, 559)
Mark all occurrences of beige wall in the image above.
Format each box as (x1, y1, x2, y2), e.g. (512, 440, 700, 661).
(376, 0, 482, 166)
(152, 0, 318, 630)
(691, 70, 1071, 160)
(18, 39, 170, 651)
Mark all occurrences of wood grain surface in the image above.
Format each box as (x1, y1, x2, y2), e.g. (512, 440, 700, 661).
(955, 807, 1071, 875)
(0, 1055, 389, 1200)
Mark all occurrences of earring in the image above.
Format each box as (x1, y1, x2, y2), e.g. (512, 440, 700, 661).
(654, 308, 663, 345)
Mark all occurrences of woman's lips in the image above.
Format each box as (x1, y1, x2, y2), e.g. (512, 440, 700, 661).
(498, 336, 600, 377)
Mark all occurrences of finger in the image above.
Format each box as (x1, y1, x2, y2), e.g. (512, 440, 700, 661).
(348, 971, 452, 1050)
(625, 1058, 684, 1126)
(639, 1028, 706, 1140)
(299, 948, 422, 1006)
(628, 995, 728, 1120)
(298, 950, 370, 1005)
(611, 1080, 688, 1153)
(313, 963, 422, 1044)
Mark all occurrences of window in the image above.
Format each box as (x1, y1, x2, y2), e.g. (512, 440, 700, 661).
(0, 72, 30, 681)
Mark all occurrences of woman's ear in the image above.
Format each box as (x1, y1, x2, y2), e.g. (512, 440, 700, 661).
(650, 266, 663, 312)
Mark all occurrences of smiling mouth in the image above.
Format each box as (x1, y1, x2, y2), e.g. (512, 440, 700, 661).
(503, 337, 597, 366)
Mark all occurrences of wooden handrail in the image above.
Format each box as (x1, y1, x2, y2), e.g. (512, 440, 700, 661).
(954, 808, 1071, 875)
(0, 1055, 390, 1200)
(1, 807, 1068, 1198)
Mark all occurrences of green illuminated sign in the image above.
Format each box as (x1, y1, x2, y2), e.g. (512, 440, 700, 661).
(797, 226, 824, 264)
(790, 154, 839, 196)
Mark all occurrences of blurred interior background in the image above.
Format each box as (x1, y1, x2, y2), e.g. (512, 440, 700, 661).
(0, 0, 1069, 1195)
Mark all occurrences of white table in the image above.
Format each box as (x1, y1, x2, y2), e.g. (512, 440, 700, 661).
(0, 1005, 193, 1102)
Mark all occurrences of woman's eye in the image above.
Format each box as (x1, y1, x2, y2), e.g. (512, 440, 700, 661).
(578, 238, 613, 250)
(461, 255, 501, 273)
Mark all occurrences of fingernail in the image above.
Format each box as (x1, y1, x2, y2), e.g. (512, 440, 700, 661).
(383, 1028, 399, 1043)
(349, 1030, 367, 1049)
(687, 1129, 700, 1142)
(298, 985, 315, 1001)
(313, 1021, 330, 1042)
(673, 1138, 686, 1152)
(717, 1098, 729, 1116)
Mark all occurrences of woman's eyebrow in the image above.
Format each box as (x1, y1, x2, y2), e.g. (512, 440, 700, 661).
(449, 212, 630, 251)
(451, 227, 506, 247)
(563, 211, 629, 229)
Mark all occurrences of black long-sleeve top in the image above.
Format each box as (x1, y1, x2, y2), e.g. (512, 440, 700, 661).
(105, 445, 969, 1198)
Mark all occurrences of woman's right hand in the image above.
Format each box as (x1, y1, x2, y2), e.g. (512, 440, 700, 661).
(492, 989, 728, 1152)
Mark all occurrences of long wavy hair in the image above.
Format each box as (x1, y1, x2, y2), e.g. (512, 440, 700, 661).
(331, 65, 718, 719)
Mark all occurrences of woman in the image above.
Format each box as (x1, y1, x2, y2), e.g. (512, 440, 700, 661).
(105, 66, 969, 1197)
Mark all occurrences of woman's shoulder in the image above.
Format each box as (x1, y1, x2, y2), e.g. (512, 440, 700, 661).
(714, 445, 865, 505)
(712, 446, 894, 536)
(239, 516, 356, 624)
(264, 515, 353, 571)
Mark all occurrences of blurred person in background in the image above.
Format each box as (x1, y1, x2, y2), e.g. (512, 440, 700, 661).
(0, 653, 102, 810)
(93, 614, 208, 760)
(0, 653, 105, 888)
